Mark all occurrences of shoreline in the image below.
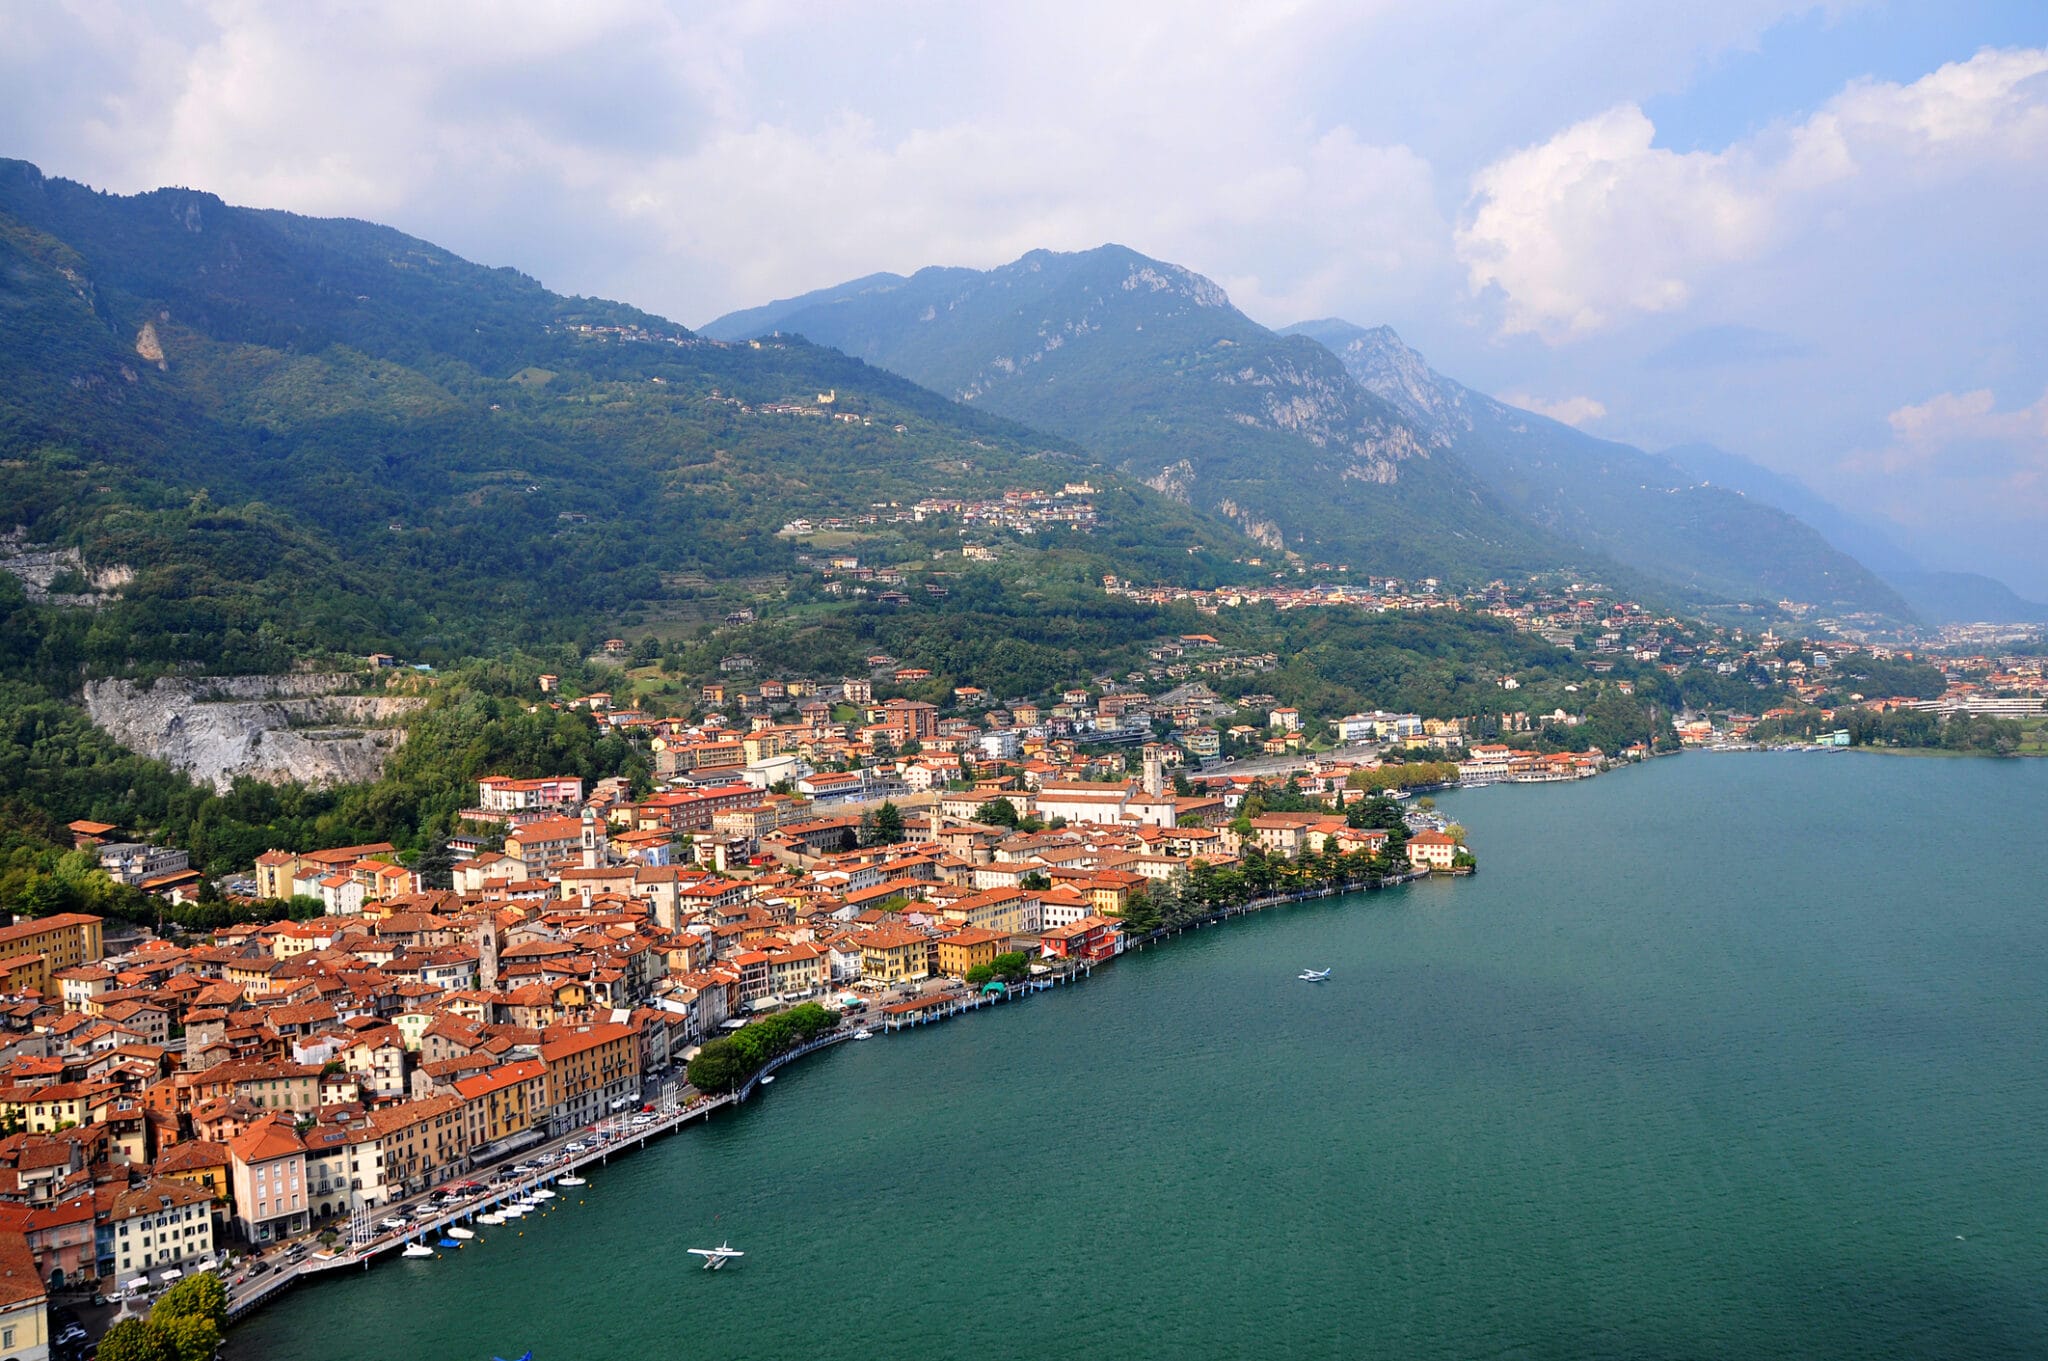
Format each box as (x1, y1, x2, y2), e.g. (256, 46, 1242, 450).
(222, 865, 1442, 1337)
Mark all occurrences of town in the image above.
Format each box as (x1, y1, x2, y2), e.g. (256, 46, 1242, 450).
(1, 574, 2042, 1353)
(0, 685, 1482, 1354)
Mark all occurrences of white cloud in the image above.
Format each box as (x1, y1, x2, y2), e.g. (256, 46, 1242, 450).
(1834, 385, 2048, 571)
(1498, 392, 1609, 427)
(1457, 46, 2048, 341)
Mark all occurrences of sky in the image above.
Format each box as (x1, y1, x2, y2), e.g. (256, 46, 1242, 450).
(4, 0, 2045, 594)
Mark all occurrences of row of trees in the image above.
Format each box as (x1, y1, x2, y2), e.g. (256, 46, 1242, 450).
(685, 1001, 841, 1093)
(1115, 836, 1415, 936)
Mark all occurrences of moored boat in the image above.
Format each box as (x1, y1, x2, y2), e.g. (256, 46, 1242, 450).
(402, 1242, 435, 1259)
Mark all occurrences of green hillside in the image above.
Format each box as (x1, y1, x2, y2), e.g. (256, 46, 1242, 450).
(0, 162, 1249, 673)
(703, 246, 1573, 583)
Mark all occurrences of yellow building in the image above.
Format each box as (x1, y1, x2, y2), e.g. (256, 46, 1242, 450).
(539, 1024, 640, 1134)
(153, 1139, 233, 1210)
(934, 927, 1007, 978)
(0, 913, 104, 994)
(857, 924, 933, 983)
(369, 1093, 470, 1198)
(454, 1058, 549, 1150)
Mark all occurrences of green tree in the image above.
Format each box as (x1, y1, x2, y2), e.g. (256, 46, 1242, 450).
(974, 798, 1020, 829)
(96, 1319, 174, 1361)
(990, 950, 1031, 982)
(154, 1313, 222, 1361)
(872, 801, 905, 845)
(153, 1270, 228, 1328)
(965, 963, 995, 987)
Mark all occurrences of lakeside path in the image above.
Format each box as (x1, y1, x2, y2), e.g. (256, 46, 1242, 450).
(218, 866, 1441, 1335)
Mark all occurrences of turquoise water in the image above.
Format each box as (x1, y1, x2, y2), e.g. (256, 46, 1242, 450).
(233, 753, 2048, 1360)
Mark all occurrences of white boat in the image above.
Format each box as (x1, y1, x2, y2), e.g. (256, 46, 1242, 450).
(446, 1227, 475, 1240)
(502, 1206, 528, 1219)
(532, 1189, 557, 1200)
(1297, 968, 1331, 981)
(852, 1030, 872, 1040)
(557, 1176, 587, 1187)
(477, 1213, 506, 1226)
(759, 1074, 776, 1085)
(401, 1243, 435, 1259)
(687, 1242, 744, 1271)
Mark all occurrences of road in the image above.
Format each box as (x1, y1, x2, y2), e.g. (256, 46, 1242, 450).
(1198, 741, 1384, 778)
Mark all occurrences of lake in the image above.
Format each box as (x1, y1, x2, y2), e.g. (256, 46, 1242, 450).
(232, 751, 2048, 1360)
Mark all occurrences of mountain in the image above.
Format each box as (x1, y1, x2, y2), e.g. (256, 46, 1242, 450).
(0, 162, 1246, 673)
(1285, 320, 1916, 621)
(1663, 444, 2048, 624)
(703, 247, 1572, 584)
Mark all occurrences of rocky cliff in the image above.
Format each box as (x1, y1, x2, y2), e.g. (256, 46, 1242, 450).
(82, 673, 424, 791)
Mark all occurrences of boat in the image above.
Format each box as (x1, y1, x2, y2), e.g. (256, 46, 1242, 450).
(687, 1242, 744, 1271)
(532, 1189, 557, 1200)
(852, 1029, 872, 1040)
(1297, 968, 1331, 981)
(760, 1074, 776, 1085)
(557, 1175, 587, 1187)
(446, 1227, 475, 1240)
(401, 1243, 435, 1259)
(437, 1238, 463, 1249)
(477, 1213, 506, 1226)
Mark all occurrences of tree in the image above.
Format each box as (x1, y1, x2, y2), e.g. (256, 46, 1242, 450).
(965, 963, 995, 987)
(990, 950, 1031, 982)
(154, 1313, 222, 1361)
(872, 801, 905, 845)
(1019, 870, 1050, 891)
(975, 798, 1020, 829)
(686, 1038, 749, 1093)
(96, 1320, 174, 1361)
(154, 1270, 228, 1328)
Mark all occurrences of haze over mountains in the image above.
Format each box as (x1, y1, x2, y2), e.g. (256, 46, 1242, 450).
(706, 246, 2002, 623)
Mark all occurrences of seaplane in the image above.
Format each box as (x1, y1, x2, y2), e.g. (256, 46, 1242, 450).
(688, 1242, 745, 1271)
(1297, 968, 1332, 981)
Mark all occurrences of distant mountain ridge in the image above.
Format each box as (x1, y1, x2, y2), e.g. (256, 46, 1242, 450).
(1283, 319, 1916, 621)
(704, 246, 1574, 583)
(1662, 443, 2048, 624)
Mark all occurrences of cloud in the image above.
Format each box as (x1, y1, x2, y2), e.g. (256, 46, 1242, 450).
(1457, 46, 2048, 341)
(0, 0, 1827, 329)
(1847, 386, 2048, 478)
(1498, 392, 1609, 427)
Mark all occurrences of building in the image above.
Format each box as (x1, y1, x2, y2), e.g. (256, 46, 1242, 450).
(1407, 830, 1458, 871)
(477, 775, 586, 813)
(0, 1231, 47, 1361)
(228, 1115, 310, 1245)
(539, 1024, 639, 1135)
(368, 1094, 469, 1198)
(0, 915, 104, 995)
(99, 1180, 216, 1282)
(1039, 915, 1121, 964)
(934, 928, 1008, 978)
(857, 924, 932, 984)
(454, 1059, 549, 1155)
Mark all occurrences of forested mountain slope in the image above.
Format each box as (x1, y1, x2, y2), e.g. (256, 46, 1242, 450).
(704, 246, 1575, 583)
(0, 161, 1245, 674)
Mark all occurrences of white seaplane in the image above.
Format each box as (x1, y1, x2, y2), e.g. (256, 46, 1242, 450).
(1297, 968, 1332, 981)
(688, 1242, 745, 1271)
